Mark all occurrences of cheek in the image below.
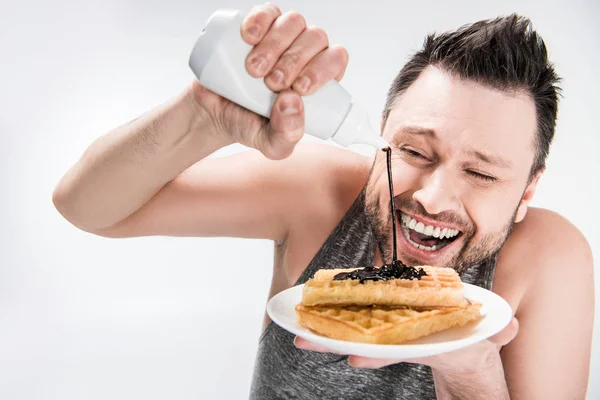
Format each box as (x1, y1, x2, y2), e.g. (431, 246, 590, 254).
(366, 163, 390, 209)
(391, 163, 425, 196)
(368, 165, 411, 218)
(462, 186, 521, 235)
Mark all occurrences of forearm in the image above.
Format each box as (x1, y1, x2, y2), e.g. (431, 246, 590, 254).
(432, 355, 509, 400)
(53, 83, 229, 232)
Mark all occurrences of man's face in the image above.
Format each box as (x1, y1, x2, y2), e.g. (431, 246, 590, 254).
(365, 66, 538, 271)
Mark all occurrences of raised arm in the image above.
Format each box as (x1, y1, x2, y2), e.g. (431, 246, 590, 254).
(53, 4, 349, 241)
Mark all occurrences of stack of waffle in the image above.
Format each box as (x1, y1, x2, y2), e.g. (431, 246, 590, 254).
(295, 266, 482, 344)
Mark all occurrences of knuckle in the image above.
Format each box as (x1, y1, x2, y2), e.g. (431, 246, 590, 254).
(265, 38, 285, 55)
(276, 51, 302, 76)
(307, 25, 328, 46)
(264, 2, 282, 16)
(331, 45, 349, 64)
(246, 11, 267, 29)
(248, 3, 280, 27)
(248, 4, 263, 16)
(284, 10, 306, 30)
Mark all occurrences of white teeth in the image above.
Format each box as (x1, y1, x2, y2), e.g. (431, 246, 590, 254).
(414, 222, 425, 233)
(423, 225, 434, 236)
(399, 212, 461, 241)
(418, 244, 437, 251)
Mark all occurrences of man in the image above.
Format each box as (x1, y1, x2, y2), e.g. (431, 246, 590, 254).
(52, 3, 594, 399)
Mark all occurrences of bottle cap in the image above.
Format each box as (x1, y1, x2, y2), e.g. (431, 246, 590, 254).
(189, 9, 240, 79)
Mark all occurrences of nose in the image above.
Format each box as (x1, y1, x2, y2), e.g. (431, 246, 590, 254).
(412, 168, 461, 215)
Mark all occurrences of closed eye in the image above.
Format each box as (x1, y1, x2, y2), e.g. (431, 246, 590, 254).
(466, 170, 497, 182)
(402, 148, 428, 160)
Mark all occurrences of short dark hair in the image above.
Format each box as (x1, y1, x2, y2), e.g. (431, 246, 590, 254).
(382, 14, 561, 177)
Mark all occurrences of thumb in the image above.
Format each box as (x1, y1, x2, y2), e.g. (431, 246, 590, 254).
(488, 317, 519, 348)
(256, 90, 304, 160)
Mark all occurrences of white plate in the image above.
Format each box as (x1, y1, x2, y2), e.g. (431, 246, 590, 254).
(267, 283, 513, 359)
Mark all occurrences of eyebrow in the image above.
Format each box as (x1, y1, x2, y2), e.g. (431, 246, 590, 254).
(466, 149, 512, 169)
(395, 126, 438, 139)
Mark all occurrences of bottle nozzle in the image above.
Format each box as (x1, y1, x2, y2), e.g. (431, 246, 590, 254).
(364, 134, 390, 150)
(331, 103, 389, 149)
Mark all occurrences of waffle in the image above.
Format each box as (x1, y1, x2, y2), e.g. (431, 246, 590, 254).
(301, 266, 466, 308)
(295, 300, 482, 344)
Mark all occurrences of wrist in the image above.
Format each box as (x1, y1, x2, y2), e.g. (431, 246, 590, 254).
(186, 80, 235, 149)
(432, 355, 509, 400)
(136, 83, 233, 183)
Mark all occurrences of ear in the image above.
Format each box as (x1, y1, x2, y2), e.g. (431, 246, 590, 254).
(514, 168, 545, 223)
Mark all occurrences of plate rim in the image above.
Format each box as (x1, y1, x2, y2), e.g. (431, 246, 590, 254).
(266, 282, 513, 358)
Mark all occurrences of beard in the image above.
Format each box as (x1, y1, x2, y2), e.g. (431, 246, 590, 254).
(364, 168, 518, 273)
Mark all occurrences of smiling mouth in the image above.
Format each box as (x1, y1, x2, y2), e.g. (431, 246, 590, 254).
(398, 211, 462, 252)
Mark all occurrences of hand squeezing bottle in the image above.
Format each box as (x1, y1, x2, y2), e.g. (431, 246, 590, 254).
(188, 9, 389, 149)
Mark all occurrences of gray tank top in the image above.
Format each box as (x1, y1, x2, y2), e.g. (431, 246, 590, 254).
(250, 189, 497, 399)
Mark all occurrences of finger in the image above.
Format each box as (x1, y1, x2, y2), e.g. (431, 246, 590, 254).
(240, 3, 282, 45)
(255, 90, 304, 160)
(347, 355, 405, 369)
(330, 45, 349, 81)
(292, 45, 349, 96)
(245, 11, 307, 79)
(488, 317, 519, 348)
(294, 336, 344, 354)
(265, 25, 329, 92)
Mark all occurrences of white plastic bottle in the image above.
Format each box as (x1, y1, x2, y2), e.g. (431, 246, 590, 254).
(188, 9, 389, 149)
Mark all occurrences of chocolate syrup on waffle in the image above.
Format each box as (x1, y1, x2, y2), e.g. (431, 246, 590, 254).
(333, 147, 426, 283)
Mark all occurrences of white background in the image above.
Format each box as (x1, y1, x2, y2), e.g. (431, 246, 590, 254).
(1, 0, 598, 398)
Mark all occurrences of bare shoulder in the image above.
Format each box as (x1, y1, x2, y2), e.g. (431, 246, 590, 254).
(508, 208, 591, 256)
(280, 141, 372, 227)
(495, 207, 594, 312)
(266, 142, 372, 285)
(497, 209, 594, 397)
(278, 141, 371, 193)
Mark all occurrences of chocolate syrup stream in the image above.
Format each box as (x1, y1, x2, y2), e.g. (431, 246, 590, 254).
(385, 147, 397, 263)
(332, 146, 427, 283)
